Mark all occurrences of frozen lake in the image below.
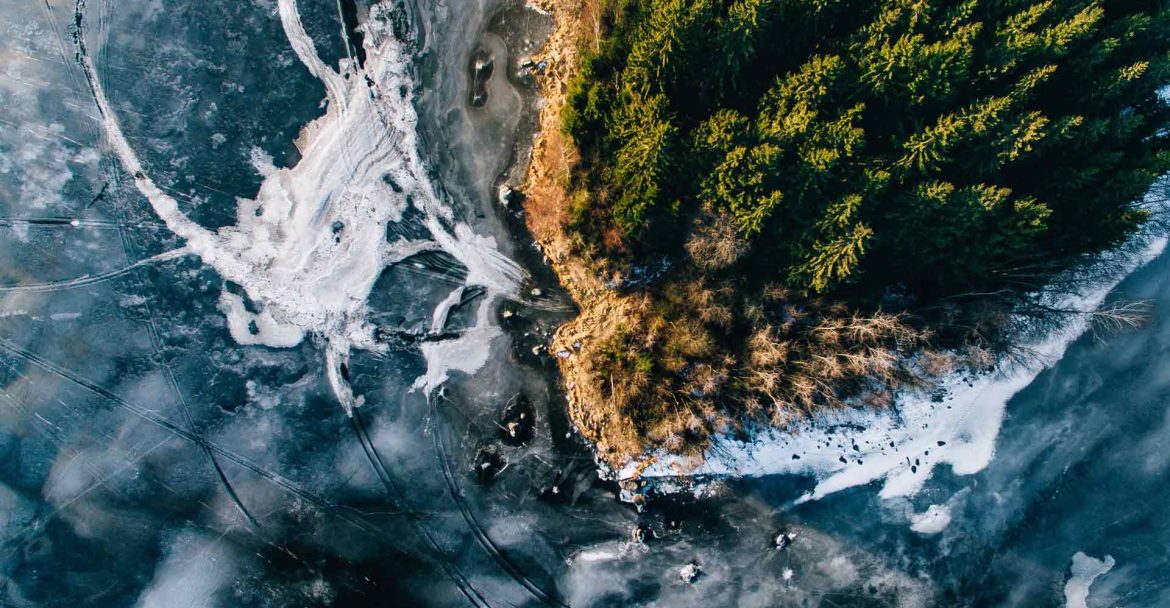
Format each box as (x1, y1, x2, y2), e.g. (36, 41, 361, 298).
(1, 1, 1168, 606)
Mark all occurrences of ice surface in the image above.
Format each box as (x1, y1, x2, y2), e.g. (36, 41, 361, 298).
(77, 0, 525, 412)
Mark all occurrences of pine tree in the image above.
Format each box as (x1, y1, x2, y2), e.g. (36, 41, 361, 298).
(565, 0, 1170, 293)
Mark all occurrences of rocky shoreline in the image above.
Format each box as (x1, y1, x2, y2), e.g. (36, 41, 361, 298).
(514, 0, 661, 472)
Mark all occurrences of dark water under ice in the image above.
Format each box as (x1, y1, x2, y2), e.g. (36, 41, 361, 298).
(1, 1, 1168, 606)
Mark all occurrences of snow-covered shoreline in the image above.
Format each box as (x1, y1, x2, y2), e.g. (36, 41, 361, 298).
(618, 232, 1168, 506)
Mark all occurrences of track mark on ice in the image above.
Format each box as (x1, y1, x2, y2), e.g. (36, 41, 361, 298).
(0, 336, 429, 566)
(0, 248, 189, 293)
(1064, 552, 1115, 608)
(348, 407, 492, 608)
(431, 393, 570, 607)
(0, 217, 166, 229)
(111, 226, 261, 529)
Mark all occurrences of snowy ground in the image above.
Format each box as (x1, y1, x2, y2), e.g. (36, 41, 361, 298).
(624, 233, 1168, 519)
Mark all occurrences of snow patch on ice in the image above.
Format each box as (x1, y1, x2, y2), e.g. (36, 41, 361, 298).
(119, 294, 148, 308)
(412, 326, 502, 395)
(1064, 551, 1115, 608)
(78, 0, 524, 411)
(566, 545, 623, 565)
(218, 291, 305, 348)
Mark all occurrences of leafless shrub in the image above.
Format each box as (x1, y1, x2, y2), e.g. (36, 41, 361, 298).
(1090, 299, 1152, 341)
(685, 212, 748, 271)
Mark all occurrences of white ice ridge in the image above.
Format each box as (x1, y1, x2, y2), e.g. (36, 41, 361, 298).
(623, 235, 1168, 503)
(78, 0, 524, 411)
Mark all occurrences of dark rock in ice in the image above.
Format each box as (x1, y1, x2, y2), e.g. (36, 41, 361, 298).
(500, 394, 536, 445)
(773, 528, 798, 551)
(474, 447, 508, 483)
(618, 478, 652, 510)
(632, 523, 653, 544)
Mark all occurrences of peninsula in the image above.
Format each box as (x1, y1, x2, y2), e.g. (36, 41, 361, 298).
(522, 0, 1170, 468)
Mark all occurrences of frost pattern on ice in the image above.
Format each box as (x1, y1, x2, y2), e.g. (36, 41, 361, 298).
(77, 0, 524, 411)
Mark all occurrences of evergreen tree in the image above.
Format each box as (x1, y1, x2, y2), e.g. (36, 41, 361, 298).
(564, 0, 1170, 294)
